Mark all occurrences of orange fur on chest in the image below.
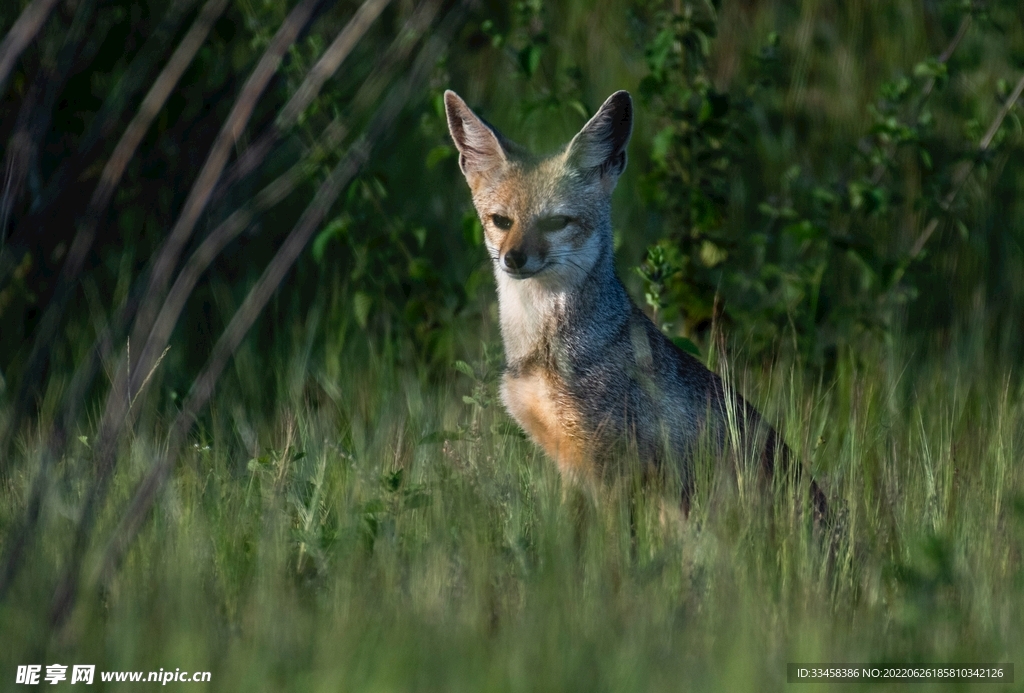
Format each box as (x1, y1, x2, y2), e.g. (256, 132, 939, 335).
(501, 369, 589, 478)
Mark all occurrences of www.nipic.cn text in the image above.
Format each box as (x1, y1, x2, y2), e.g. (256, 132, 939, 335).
(16, 665, 212, 685)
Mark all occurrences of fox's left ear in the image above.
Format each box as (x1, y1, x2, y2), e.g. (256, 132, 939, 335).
(444, 90, 509, 179)
(566, 91, 633, 180)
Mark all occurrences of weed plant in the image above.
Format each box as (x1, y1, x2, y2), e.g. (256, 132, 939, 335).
(2, 318, 1022, 691)
(2, 0, 1024, 689)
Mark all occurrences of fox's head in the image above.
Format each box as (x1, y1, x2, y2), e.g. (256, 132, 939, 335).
(444, 90, 632, 287)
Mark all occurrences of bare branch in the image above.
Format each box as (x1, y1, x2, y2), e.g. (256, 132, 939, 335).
(0, 0, 63, 97)
(43, 0, 323, 626)
(124, 0, 440, 407)
(0, 269, 129, 601)
(129, 0, 326, 372)
(979, 73, 1024, 150)
(42, 0, 331, 630)
(0, 0, 98, 245)
(909, 72, 1024, 258)
(0, 0, 231, 463)
(938, 14, 971, 64)
(0, 0, 199, 273)
(134, 120, 348, 387)
(213, 0, 444, 201)
(0, 103, 342, 602)
(281, 0, 393, 125)
(868, 14, 972, 187)
(93, 0, 468, 602)
(2, 0, 323, 465)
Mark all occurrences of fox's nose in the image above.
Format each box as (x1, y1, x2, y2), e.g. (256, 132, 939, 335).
(503, 249, 527, 271)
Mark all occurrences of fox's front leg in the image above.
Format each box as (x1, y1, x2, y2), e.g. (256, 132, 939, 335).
(500, 370, 593, 481)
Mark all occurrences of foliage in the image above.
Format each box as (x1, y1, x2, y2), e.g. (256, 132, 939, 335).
(3, 332, 1024, 690)
(633, 0, 1024, 361)
(2, 0, 1024, 686)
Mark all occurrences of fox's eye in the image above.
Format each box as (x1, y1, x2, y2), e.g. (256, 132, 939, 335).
(538, 215, 571, 232)
(491, 214, 513, 230)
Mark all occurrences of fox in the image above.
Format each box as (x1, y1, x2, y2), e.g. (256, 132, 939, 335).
(444, 88, 828, 520)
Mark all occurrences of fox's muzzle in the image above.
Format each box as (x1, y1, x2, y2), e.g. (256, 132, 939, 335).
(499, 247, 544, 278)
(502, 249, 527, 271)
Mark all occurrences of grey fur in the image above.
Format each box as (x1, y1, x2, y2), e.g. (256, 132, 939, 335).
(444, 89, 827, 518)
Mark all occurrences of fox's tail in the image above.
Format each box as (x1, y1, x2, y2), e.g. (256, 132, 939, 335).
(763, 426, 831, 527)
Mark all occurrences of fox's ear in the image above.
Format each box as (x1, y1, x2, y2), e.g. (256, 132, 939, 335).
(444, 90, 508, 177)
(566, 91, 632, 179)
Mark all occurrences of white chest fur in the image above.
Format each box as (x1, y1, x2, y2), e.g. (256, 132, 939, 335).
(493, 270, 564, 364)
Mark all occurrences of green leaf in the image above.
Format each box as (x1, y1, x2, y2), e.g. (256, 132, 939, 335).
(383, 468, 403, 491)
(699, 240, 728, 268)
(402, 489, 432, 509)
(783, 220, 817, 243)
(362, 499, 386, 515)
(567, 100, 588, 120)
(913, 58, 946, 81)
(462, 212, 483, 247)
(651, 127, 674, 164)
(420, 430, 464, 444)
(672, 336, 702, 357)
(454, 360, 475, 378)
(646, 28, 674, 76)
(353, 292, 372, 329)
(426, 145, 455, 169)
(312, 216, 348, 264)
(519, 44, 542, 77)
(698, 97, 713, 123)
(118, 208, 137, 234)
(312, 232, 332, 264)
(812, 186, 840, 206)
(408, 257, 429, 280)
(491, 419, 527, 439)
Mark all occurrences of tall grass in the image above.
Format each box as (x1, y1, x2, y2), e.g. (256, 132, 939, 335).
(2, 2, 1023, 687)
(2, 318, 1022, 691)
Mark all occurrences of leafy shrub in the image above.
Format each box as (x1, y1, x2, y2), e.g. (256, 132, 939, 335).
(633, 0, 1024, 362)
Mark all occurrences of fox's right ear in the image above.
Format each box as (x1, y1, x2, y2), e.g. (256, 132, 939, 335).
(444, 90, 508, 178)
(566, 90, 633, 181)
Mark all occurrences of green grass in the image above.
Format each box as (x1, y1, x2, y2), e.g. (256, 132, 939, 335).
(3, 0, 1024, 689)
(3, 324, 1023, 692)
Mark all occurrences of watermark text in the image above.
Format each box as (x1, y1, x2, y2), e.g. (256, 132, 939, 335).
(16, 665, 211, 685)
